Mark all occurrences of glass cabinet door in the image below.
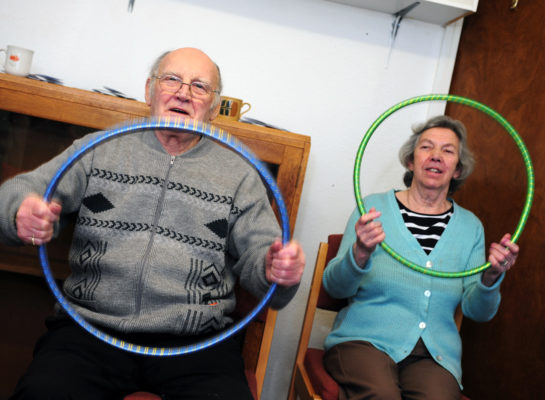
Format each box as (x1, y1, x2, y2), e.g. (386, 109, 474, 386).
(0, 110, 95, 278)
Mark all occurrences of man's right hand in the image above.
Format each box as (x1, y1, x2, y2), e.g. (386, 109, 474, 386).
(15, 194, 62, 245)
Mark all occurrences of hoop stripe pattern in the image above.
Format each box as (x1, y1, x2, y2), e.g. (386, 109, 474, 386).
(39, 117, 290, 355)
(354, 94, 534, 278)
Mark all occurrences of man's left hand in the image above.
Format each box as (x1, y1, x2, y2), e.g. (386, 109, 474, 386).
(265, 240, 305, 287)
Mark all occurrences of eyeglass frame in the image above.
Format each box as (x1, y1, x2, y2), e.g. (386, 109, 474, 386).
(152, 74, 220, 98)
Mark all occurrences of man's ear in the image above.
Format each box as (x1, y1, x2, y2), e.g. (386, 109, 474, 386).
(208, 97, 221, 122)
(145, 78, 152, 106)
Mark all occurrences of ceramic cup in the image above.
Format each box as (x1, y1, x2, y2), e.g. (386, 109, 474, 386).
(219, 96, 251, 121)
(0, 45, 34, 76)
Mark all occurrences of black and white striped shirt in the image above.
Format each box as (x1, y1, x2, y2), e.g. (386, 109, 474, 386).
(396, 198, 453, 254)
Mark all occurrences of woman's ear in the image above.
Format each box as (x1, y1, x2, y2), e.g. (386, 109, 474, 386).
(454, 166, 462, 179)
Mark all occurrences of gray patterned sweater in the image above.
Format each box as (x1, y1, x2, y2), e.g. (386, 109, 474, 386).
(0, 130, 297, 335)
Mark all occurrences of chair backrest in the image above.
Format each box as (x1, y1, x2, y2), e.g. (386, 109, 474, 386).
(316, 234, 347, 313)
(288, 234, 344, 400)
(293, 233, 345, 357)
(231, 284, 277, 400)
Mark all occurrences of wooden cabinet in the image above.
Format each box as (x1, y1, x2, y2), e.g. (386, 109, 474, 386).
(0, 72, 310, 399)
(0, 72, 310, 279)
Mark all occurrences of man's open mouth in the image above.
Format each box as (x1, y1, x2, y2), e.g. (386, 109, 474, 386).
(170, 108, 189, 115)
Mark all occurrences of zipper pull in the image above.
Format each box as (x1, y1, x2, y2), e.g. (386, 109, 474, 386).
(170, 155, 175, 165)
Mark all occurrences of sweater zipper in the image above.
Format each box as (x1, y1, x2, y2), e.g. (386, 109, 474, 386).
(134, 155, 175, 316)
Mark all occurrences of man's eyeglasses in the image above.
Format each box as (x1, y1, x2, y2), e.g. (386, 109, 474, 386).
(153, 74, 219, 97)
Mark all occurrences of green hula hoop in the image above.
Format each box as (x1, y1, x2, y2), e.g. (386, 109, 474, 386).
(354, 94, 534, 278)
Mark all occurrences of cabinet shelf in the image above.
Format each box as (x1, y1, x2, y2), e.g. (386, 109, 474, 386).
(326, 0, 478, 25)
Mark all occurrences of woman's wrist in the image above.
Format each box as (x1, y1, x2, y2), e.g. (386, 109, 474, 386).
(352, 242, 371, 268)
(481, 270, 501, 287)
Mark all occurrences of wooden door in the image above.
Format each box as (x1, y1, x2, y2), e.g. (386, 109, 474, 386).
(447, 1, 545, 398)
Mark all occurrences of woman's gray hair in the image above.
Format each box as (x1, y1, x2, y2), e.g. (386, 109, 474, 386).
(398, 115, 475, 195)
(148, 50, 223, 111)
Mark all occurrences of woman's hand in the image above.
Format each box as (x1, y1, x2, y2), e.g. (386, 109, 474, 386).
(352, 207, 385, 268)
(482, 233, 519, 286)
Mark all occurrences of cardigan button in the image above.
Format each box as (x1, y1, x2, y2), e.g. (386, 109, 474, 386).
(425, 260, 432, 268)
(436, 355, 443, 361)
(419, 322, 426, 329)
(424, 290, 431, 297)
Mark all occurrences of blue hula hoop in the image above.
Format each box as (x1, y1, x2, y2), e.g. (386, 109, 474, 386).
(38, 116, 290, 356)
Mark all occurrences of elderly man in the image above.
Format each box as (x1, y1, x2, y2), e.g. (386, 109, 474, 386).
(1, 48, 305, 399)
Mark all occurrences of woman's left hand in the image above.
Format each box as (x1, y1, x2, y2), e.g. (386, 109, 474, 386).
(482, 233, 519, 286)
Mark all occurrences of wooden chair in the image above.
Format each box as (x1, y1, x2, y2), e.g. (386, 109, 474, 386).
(288, 234, 344, 400)
(288, 234, 468, 400)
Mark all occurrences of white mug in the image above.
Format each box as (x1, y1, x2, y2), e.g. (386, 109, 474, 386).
(0, 45, 34, 76)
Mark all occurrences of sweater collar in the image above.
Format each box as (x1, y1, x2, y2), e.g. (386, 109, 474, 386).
(140, 129, 213, 158)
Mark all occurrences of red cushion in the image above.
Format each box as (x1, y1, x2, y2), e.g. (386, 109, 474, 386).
(124, 392, 161, 400)
(304, 348, 339, 400)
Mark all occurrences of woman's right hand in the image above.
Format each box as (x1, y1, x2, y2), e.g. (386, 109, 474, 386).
(352, 207, 385, 268)
(15, 194, 62, 246)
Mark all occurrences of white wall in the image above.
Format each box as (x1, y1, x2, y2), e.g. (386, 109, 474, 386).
(1, 0, 462, 398)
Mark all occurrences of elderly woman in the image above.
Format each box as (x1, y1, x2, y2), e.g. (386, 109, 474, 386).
(322, 115, 519, 400)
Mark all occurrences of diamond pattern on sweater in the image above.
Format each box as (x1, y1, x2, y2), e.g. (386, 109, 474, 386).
(82, 193, 114, 213)
(202, 270, 220, 287)
(67, 240, 106, 302)
(205, 218, 228, 238)
(200, 262, 221, 290)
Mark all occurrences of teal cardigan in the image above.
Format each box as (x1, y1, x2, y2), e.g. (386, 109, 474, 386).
(323, 190, 504, 387)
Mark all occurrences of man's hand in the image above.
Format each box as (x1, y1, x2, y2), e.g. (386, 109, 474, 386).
(15, 194, 62, 245)
(265, 240, 305, 287)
